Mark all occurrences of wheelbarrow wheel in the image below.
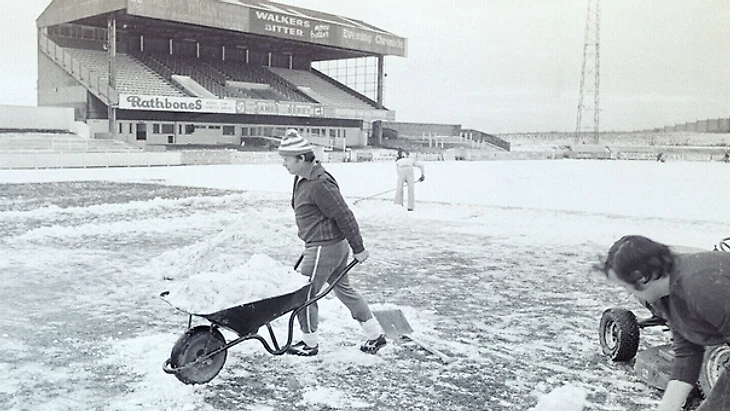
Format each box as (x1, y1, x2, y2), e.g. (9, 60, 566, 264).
(169, 325, 227, 385)
(698, 345, 730, 395)
(599, 308, 640, 362)
(719, 237, 730, 252)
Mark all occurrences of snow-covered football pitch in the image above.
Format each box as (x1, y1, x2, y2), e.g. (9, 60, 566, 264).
(1, 159, 728, 411)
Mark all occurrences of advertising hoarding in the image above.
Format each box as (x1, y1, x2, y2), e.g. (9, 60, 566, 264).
(119, 94, 237, 113)
(118, 94, 327, 117)
(249, 8, 406, 57)
(235, 100, 326, 117)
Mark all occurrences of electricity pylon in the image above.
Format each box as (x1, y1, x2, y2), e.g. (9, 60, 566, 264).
(575, 0, 601, 144)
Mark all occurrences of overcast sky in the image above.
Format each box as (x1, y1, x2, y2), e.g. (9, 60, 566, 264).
(3, 0, 729, 133)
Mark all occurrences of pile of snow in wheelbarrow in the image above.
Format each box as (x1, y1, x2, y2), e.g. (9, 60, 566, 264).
(162, 253, 308, 314)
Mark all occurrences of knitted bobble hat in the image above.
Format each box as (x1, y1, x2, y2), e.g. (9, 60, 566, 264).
(278, 129, 314, 156)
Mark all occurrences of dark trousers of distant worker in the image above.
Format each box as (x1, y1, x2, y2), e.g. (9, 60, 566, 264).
(296, 240, 373, 335)
(697, 363, 730, 411)
(395, 167, 416, 210)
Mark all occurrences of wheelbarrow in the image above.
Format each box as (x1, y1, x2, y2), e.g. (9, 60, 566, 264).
(160, 259, 358, 385)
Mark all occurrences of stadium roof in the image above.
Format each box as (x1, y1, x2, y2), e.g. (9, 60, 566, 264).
(37, 0, 407, 60)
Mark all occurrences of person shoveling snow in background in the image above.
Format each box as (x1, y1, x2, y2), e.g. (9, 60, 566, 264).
(278, 129, 386, 356)
(596, 235, 730, 411)
(394, 149, 425, 211)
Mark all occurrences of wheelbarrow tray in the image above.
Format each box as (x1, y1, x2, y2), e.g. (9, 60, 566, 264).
(200, 284, 311, 337)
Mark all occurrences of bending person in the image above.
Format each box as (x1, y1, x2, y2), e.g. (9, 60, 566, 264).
(596, 235, 730, 411)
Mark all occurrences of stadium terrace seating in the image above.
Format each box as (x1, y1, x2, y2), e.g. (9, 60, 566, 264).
(0, 133, 142, 154)
(58, 48, 375, 107)
(133, 52, 311, 101)
(132, 52, 239, 99)
(203, 60, 313, 102)
(267, 67, 377, 109)
(63, 48, 187, 97)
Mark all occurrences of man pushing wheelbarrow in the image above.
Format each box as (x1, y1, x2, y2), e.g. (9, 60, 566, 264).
(277, 129, 387, 356)
(160, 130, 387, 385)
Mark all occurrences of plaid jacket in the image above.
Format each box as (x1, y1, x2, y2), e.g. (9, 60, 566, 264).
(291, 163, 365, 254)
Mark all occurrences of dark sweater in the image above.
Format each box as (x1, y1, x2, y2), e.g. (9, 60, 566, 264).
(291, 163, 365, 254)
(651, 252, 730, 383)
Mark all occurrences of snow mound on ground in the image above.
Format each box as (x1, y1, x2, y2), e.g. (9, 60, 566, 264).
(298, 387, 370, 409)
(161, 253, 309, 314)
(530, 384, 587, 411)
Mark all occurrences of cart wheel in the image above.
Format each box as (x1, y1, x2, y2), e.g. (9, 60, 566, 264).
(698, 345, 730, 395)
(719, 237, 730, 252)
(599, 308, 640, 361)
(169, 325, 227, 385)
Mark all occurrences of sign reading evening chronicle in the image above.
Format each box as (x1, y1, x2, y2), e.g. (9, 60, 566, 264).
(119, 94, 237, 114)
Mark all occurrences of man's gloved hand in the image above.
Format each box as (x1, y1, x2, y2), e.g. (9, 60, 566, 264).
(418, 175, 425, 182)
(353, 250, 369, 262)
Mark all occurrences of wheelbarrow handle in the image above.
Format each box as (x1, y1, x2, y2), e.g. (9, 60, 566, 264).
(293, 253, 304, 271)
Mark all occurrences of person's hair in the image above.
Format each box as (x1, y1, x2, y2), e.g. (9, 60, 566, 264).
(601, 235, 675, 290)
(301, 152, 316, 162)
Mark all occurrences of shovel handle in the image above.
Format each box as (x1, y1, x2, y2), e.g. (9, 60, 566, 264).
(403, 334, 457, 364)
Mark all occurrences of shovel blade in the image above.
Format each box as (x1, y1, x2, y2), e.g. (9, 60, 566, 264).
(372, 309, 414, 339)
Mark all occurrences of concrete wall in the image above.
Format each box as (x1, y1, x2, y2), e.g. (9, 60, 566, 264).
(37, 53, 89, 120)
(0, 152, 182, 169)
(382, 121, 461, 138)
(659, 118, 730, 133)
(0, 104, 75, 131)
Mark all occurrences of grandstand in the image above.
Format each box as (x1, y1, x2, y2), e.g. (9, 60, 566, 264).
(34, 0, 410, 153)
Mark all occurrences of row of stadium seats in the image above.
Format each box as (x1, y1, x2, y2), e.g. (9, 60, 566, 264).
(64, 48, 187, 97)
(204, 59, 313, 103)
(268, 67, 375, 109)
(133, 51, 237, 99)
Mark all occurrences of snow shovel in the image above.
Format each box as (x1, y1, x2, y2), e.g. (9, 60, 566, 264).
(352, 179, 423, 206)
(372, 309, 457, 364)
(352, 187, 398, 205)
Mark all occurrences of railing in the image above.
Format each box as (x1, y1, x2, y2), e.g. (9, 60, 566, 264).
(38, 33, 118, 105)
(0, 134, 88, 153)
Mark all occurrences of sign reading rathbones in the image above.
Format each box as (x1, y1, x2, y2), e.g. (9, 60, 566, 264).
(119, 94, 237, 113)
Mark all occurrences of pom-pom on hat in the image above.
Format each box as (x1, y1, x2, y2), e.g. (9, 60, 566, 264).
(278, 129, 314, 156)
